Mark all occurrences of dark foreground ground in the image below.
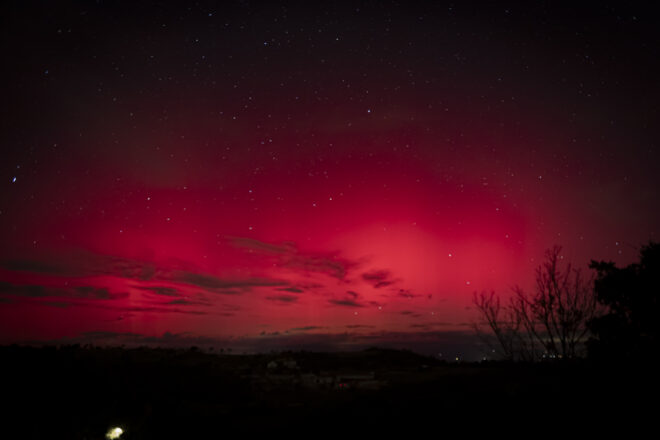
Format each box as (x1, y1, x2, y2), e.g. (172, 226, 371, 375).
(2, 345, 657, 438)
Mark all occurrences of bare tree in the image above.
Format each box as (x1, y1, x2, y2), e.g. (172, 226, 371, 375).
(473, 246, 598, 361)
(472, 291, 538, 361)
(472, 291, 513, 359)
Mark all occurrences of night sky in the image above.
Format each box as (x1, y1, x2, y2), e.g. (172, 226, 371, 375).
(1, 1, 658, 360)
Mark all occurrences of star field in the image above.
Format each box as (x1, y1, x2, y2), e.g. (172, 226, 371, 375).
(1, 1, 659, 359)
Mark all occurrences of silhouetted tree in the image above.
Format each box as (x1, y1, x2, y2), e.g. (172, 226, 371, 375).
(587, 241, 660, 361)
(472, 290, 538, 361)
(473, 246, 598, 361)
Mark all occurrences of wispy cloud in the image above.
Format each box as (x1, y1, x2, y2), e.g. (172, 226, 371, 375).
(74, 286, 113, 300)
(134, 286, 181, 297)
(346, 290, 359, 298)
(0, 281, 125, 300)
(1, 251, 157, 280)
(265, 294, 299, 303)
(287, 325, 325, 332)
(1, 250, 290, 297)
(229, 236, 354, 279)
(227, 237, 295, 255)
(172, 271, 287, 293)
(410, 322, 452, 330)
(362, 269, 398, 288)
(276, 286, 305, 293)
(0, 280, 211, 315)
(166, 298, 211, 306)
(328, 298, 364, 308)
(396, 289, 426, 299)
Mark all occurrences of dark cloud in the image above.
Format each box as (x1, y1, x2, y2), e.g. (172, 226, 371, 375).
(286, 254, 349, 279)
(43, 301, 70, 308)
(66, 331, 223, 347)
(288, 326, 324, 332)
(298, 283, 325, 290)
(1, 259, 76, 276)
(266, 295, 298, 303)
(138, 264, 157, 281)
(410, 322, 452, 329)
(0, 281, 51, 297)
(116, 306, 207, 315)
(397, 289, 422, 299)
(0, 281, 124, 300)
(346, 290, 359, 298)
(22, 299, 209, 316)
(74, 286, 112, 300)
(1, 251, 157, 280)
(79, 330, 143, 341)
(172, 271, 287, 292)
(345, 324, 375, 329)
(227, 236, 295, 255)
(1, 250, 288, 296)
(0, 280, 212, 316)
(229, 236, 353, 279)
(167, 299, 202, 306)
(328, 298, 364, 308)
(276, 286, 304, 293)
(134, 286, 181, 297)
(362, 269, 397, 288)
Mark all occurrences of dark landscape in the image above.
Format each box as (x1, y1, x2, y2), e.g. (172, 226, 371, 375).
(4, 344, 657, 438)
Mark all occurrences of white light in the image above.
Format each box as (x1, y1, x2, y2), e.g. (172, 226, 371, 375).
(106, 427, 124, 439)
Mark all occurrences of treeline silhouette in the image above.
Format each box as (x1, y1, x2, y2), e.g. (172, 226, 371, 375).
(588, 242, 660, 362)
(473, 241, 660, 364)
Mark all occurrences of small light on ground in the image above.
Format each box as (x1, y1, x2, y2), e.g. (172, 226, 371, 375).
(106, 427, 124, 439)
